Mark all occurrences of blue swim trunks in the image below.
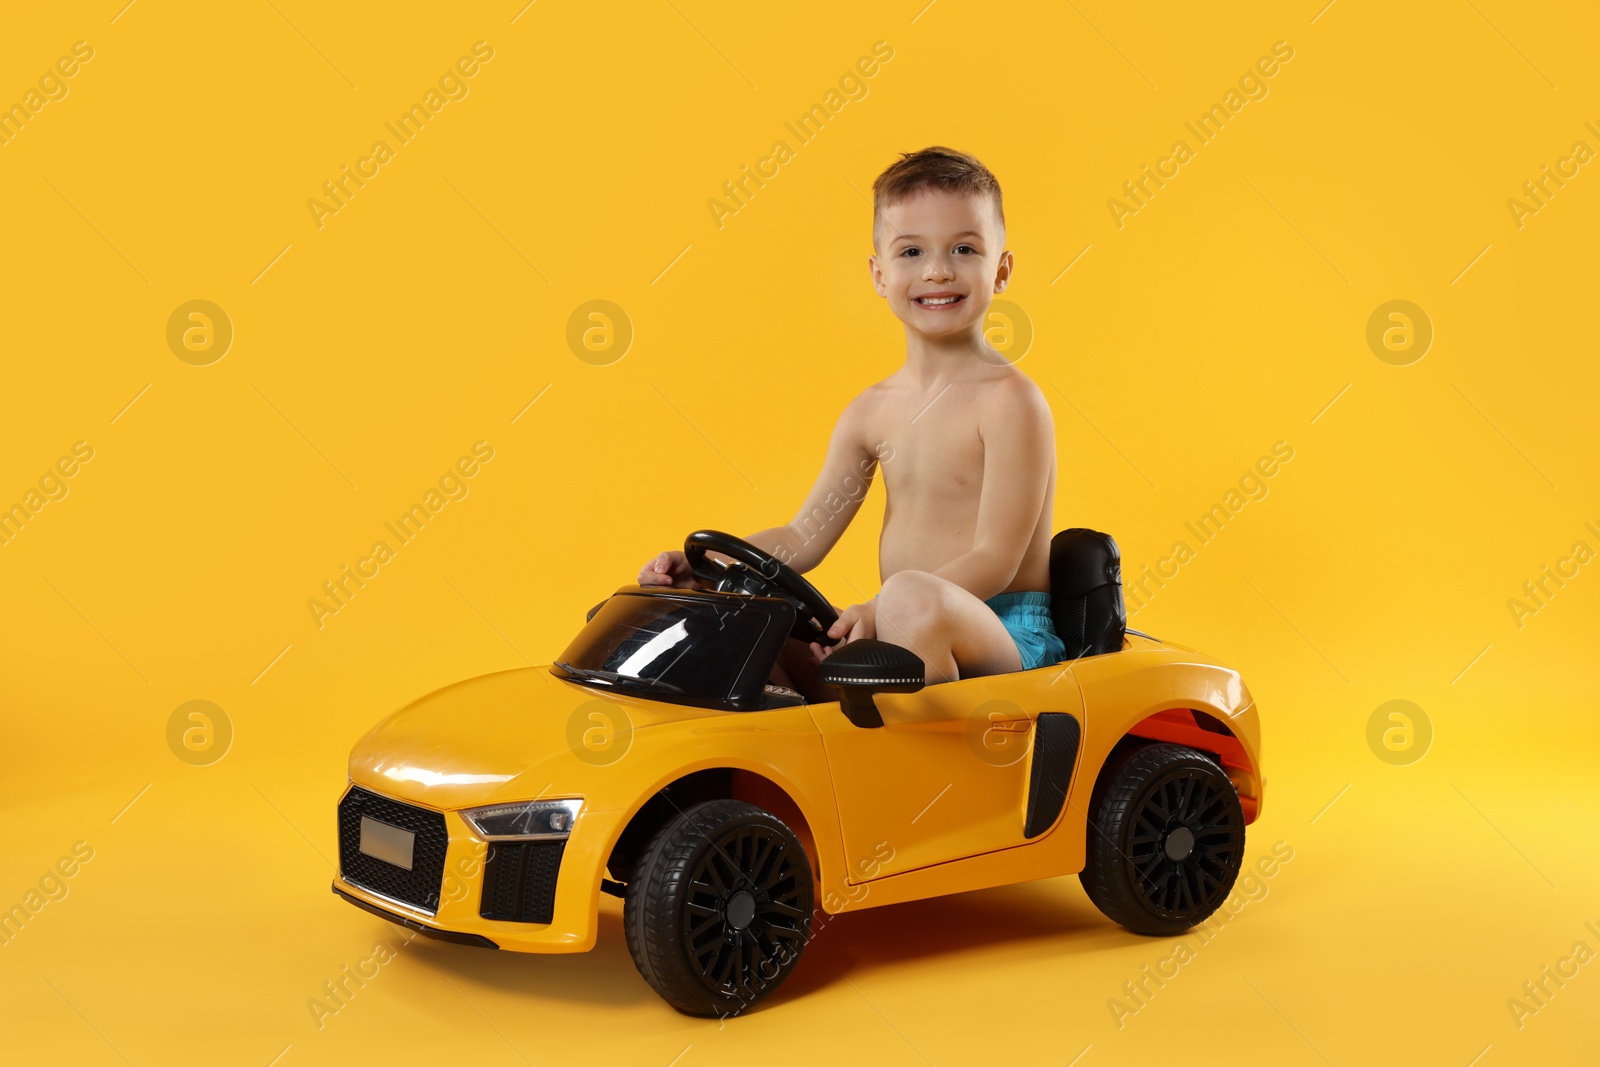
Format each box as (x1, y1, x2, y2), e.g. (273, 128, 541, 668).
(985, 591, 1067, 671)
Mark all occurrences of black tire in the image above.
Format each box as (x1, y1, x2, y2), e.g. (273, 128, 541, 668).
(623, 799, 814, 1017)
(1080, 742, 1244, 935)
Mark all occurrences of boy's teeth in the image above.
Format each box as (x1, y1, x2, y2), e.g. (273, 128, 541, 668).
(918, 296, 960, 305)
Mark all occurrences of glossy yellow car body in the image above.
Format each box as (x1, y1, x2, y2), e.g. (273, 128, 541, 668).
(332, 622, 1263, 955)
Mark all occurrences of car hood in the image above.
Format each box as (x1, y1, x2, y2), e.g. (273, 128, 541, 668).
(346, 665, 722, 810)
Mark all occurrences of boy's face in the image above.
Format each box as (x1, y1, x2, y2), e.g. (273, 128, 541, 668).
(868, 188, 1012, 343)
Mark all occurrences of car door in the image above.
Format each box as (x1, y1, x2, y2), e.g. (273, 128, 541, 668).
(809, 673, 1049, 881)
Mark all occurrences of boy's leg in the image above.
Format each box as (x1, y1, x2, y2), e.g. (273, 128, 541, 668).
(772, 636, 833, 702)
(871, 570, 1022, 683)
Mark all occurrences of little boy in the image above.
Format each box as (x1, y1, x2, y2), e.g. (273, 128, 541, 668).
(639, 146, 1064, 695)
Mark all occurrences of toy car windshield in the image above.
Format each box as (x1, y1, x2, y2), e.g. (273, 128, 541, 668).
(551, 589, 792, 710)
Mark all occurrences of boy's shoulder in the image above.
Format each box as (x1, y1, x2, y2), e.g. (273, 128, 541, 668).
(851, 364, 1048, 416)
(984, 367, 1052, 413)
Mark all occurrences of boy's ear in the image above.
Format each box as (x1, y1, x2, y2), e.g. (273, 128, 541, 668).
(867, 253, 887, 297)
(992, 249, 1014, 294)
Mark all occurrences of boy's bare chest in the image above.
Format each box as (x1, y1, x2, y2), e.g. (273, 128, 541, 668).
(871, 394, 986, 501)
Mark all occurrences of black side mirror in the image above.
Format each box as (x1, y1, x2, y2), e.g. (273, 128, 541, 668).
(815, 639, 926, 729)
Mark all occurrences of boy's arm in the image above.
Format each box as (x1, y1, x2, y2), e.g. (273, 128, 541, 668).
(741, 394, 877, 574)
(932, 377, 1054, 599)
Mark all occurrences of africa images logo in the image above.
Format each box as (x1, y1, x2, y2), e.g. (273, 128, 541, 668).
(306, 41, 495, 230)
(1106, 40, 1296, 229)
(306, 442, 495, 629)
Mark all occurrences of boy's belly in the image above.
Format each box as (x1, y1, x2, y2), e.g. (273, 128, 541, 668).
(878, 501, 978, 576)
(878, 503, 1052, 594)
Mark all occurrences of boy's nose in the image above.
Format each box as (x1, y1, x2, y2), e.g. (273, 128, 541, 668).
(922, 258, 954, 281)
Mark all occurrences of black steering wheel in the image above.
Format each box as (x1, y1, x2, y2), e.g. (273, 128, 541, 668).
(683, 530, 840, 647)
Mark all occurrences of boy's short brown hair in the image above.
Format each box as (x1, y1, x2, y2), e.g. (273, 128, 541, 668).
(871, 146, 1005, 250)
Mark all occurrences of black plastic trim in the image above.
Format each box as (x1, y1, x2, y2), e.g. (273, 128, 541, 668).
(331, 884, 498, 949)
(480, 840, 566, 923)
(1024, 713, 1082, 839)
(337, 786, 449, 914)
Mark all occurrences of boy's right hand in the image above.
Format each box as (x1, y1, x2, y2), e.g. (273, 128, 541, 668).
(809, 600, 877, 665)
(639, 550, 698, 588)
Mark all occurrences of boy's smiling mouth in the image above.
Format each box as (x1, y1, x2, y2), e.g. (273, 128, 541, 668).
(913, 292, 965, 308)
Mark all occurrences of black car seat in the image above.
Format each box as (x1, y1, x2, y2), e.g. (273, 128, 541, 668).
(1049, 528, 1127, 659)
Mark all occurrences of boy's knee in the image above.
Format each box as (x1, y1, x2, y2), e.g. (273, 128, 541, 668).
(878, 570, 945, 623)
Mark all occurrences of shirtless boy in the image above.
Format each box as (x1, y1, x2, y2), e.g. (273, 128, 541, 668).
(638, 146, 1064, 698)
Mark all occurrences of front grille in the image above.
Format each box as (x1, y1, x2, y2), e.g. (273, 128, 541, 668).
(338, 787, 448, 914)
(480, 841, 565, 923)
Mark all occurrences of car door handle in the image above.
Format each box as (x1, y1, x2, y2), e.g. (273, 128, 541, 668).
(985, 718, 1030, 733)
(971, 714, 1032, 765)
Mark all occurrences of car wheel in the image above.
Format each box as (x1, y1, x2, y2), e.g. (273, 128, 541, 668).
(1080, 742, 1244, 936)
(623, 799, 814, 1017)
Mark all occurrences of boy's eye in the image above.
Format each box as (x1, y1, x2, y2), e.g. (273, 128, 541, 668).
(900, 245, 977, 257)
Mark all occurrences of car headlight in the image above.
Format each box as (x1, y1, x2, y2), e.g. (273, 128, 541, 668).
(462, 798, 583, 840)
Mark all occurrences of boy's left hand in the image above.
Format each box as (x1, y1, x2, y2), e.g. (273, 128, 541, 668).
(810, 601, 877, 665)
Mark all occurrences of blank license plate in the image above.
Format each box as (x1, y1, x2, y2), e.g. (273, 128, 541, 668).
(359, 816, 415, 870)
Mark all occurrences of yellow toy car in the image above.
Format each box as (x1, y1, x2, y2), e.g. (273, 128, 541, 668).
(332, 528, 1264, 1017)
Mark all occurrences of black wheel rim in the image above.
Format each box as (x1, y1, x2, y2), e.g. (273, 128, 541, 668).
(682, 822, 810, 999)
(1123, 767, 1242, 920)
